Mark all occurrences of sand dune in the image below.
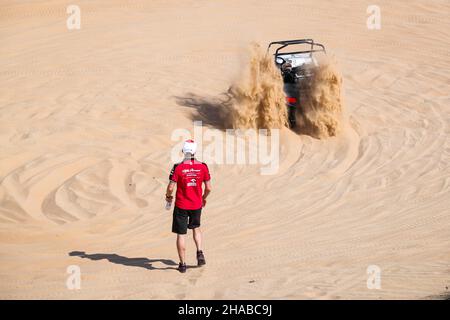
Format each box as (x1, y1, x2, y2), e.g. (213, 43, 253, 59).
(1, 0, 449, 299)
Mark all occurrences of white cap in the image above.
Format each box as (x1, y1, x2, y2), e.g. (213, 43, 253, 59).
(182, 139, 197, 155)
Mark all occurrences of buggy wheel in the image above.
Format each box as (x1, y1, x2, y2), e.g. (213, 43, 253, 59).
(288, 107, 297, 128)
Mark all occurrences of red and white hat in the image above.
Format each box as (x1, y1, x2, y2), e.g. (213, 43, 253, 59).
(182, 139, 197, 154)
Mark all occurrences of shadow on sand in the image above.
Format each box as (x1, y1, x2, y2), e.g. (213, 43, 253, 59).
(174, 92, 232, 130)
(69, 251, 191, 271)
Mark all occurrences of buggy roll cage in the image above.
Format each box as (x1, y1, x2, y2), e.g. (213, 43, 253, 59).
(267, 39, 326, 57)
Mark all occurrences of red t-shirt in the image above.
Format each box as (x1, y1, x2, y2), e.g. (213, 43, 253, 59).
(169, 159, 211, 210)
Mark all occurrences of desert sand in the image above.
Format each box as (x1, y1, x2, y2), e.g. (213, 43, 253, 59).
(1, 0, 449, 299)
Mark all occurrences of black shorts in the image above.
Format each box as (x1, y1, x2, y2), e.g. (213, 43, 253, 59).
(172, 206, 202, 234)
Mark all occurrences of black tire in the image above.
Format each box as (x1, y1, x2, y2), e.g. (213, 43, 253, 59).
(288, 107, 296, 128)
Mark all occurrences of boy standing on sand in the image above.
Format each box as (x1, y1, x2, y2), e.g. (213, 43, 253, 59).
(165, 140, 212, 273)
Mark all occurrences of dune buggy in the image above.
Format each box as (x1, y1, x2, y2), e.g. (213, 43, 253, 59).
(267, 39, 326, 128)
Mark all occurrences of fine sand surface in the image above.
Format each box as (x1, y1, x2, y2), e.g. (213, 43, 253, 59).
(1, 0, 449, 299)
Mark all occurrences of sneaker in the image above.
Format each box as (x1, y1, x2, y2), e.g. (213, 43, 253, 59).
(178, 262, 187, 273)
(197, 250, 206, 266)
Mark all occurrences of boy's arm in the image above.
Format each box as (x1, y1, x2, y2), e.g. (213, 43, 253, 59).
(202, 180, 212, 207)
(166, 181, 176, 202)
(166, 163, 179, 201)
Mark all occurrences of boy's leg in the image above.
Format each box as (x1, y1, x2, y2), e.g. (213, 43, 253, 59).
(193, 227, 202, 252)
(173, 207, 188, 265)
(193, 227, 206, 266)
(188, 210, 205, 266)
(176, 234, 186, 264)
